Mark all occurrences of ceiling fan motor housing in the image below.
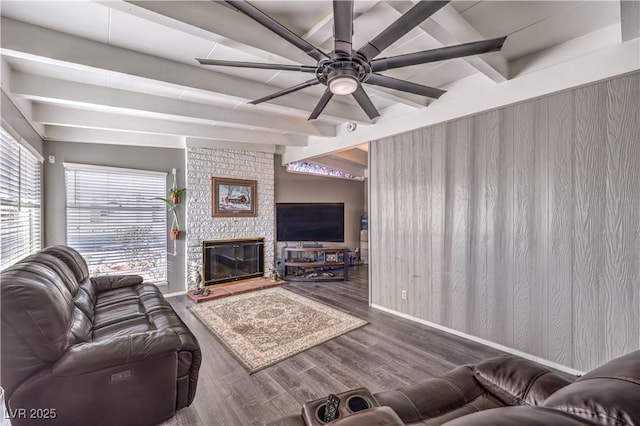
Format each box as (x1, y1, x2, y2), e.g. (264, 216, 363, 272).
(318, 55, 372, 90)
(202, 0, 507, 120)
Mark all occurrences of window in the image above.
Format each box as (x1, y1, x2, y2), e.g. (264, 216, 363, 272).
(286, 160, 364, 180)
(0, 127, 43, 270)
(65, 163, 167, 283)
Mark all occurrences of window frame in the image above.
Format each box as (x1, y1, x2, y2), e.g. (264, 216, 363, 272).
(0, 124, 43, 270)
(64, 162, 168, 284)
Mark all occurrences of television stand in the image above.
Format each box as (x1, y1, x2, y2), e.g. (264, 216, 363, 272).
(281, 246, 349, 282)
(302, 242, 323, 248)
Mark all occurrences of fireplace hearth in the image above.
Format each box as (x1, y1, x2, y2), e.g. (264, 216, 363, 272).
(202, 238, 264, 286)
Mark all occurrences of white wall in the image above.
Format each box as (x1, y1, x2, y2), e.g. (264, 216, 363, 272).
(1, 91, 43, 155)
(186, 147, 274, 290)
(369, 71, 640, 372)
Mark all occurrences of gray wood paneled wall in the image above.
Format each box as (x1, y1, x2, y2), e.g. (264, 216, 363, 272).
(369, 72, 640, 371)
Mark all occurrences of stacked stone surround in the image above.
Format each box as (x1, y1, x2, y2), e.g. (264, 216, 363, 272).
(186, 147, 274, 290)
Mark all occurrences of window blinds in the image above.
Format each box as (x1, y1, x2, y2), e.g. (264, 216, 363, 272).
(64, 163, 167, 283)
(0, 127, 42, 270)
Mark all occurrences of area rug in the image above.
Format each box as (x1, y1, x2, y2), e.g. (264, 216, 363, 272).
(189, 287, 368, 373)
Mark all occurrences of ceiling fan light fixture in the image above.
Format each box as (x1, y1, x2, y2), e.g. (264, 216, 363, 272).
(209, 0, 507, 120)
(329, 76, 358, 95)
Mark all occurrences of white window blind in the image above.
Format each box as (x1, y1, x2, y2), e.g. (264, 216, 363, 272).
(0, 127, 42, 270)
(65, 163, 167, 283)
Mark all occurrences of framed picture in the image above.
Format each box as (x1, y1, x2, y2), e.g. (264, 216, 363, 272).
(211, 177, 257, 217)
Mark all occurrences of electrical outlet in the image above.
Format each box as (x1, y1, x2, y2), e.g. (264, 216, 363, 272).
(401, 290, 407, 300)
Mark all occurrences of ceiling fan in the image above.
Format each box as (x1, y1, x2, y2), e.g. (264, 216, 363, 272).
(197, 0, 506, 121)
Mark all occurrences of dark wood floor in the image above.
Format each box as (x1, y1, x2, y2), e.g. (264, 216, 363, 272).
(162, 266, 506, 426)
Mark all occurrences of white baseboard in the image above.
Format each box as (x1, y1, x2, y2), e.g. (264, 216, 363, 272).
(163, 290, 187, 298)
(370, 303, 584, 376)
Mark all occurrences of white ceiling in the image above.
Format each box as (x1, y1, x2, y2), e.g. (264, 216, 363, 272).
(0, 0, 637, 175)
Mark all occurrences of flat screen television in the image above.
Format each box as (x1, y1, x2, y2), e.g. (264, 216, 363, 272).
(276, 203, 344, 242)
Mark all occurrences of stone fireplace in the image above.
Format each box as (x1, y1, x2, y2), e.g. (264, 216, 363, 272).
(185, 146, 275, 291)
(202, 238, 264, 286)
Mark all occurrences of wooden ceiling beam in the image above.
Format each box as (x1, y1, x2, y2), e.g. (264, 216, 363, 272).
(1, 17, 367, 123)
(32, 103, 307, 146)
(385, 1, 509, 83)
(10, 72, 333, 137)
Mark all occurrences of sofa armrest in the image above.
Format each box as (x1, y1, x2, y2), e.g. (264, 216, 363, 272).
(90, 274, 143, 292)
(53, 330, 181, 376)
(332, 407, 404, 426)
(441, 406, 598, 426)
(473, 355, 574, 406)
(264, 415, 306, 426)
(374, 365, 494, 424)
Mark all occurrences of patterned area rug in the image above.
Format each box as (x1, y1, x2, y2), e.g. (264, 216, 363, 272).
(189, 287, 368, 373)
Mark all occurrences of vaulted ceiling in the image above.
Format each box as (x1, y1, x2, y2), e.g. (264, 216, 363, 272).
(1, 1, 638, 172)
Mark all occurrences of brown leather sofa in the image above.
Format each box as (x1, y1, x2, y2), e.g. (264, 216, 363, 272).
(1, 245, 201, 426)
(270, 349, 640, 426)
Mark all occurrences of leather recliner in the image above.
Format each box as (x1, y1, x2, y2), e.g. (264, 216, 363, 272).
(1, 245, 201, 426)
(270, 347, 640, 426)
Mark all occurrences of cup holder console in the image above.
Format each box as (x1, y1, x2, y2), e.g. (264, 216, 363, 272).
(346, 395, 372, 413)
(302, 388, 379, 426)
(314, 403, 341, 423)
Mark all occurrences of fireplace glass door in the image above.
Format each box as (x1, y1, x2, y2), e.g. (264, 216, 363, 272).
(202, 238, 264, 286)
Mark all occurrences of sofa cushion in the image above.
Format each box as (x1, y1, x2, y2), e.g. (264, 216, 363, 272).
(375, 365, 503, 424)
(92, 317, 153, 341)
(91, 274, 144, 292)
(1, 262, 75, 356)
(442, 406, 598, 426)
(40, 246, 100, 322)
(94, 286, 141, 308)
(41, 245, 90, 284)
(473, 355, 573, 406)
(542, 350, 640, 426)
(92, 283, 176, 336)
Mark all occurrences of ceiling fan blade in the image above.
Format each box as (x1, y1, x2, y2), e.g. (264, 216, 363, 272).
(197, 58, 317, 73)
(333, 0, 354, 55)
(352, 85, 380, 120)
(357, 1, 449, 61)
(225, 1, 328, 62)
(308, 89, 334, 120)
(366, 74, 445, 99)
(250, 79, 320, 105)
(371, 37, 507, 72)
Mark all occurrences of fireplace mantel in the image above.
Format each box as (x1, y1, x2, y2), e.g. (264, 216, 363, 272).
(202, 238, 264, 286)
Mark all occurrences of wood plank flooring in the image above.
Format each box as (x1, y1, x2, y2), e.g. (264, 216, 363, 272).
(162, 266, 506, 426)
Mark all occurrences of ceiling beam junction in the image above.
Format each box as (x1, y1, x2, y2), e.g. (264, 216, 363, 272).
(385, 1, 509, 82)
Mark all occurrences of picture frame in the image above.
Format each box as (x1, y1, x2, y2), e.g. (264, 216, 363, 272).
(211, 177, 257, 217)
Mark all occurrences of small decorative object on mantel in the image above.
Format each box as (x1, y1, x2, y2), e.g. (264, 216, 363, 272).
(212, 177, 257, 217)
